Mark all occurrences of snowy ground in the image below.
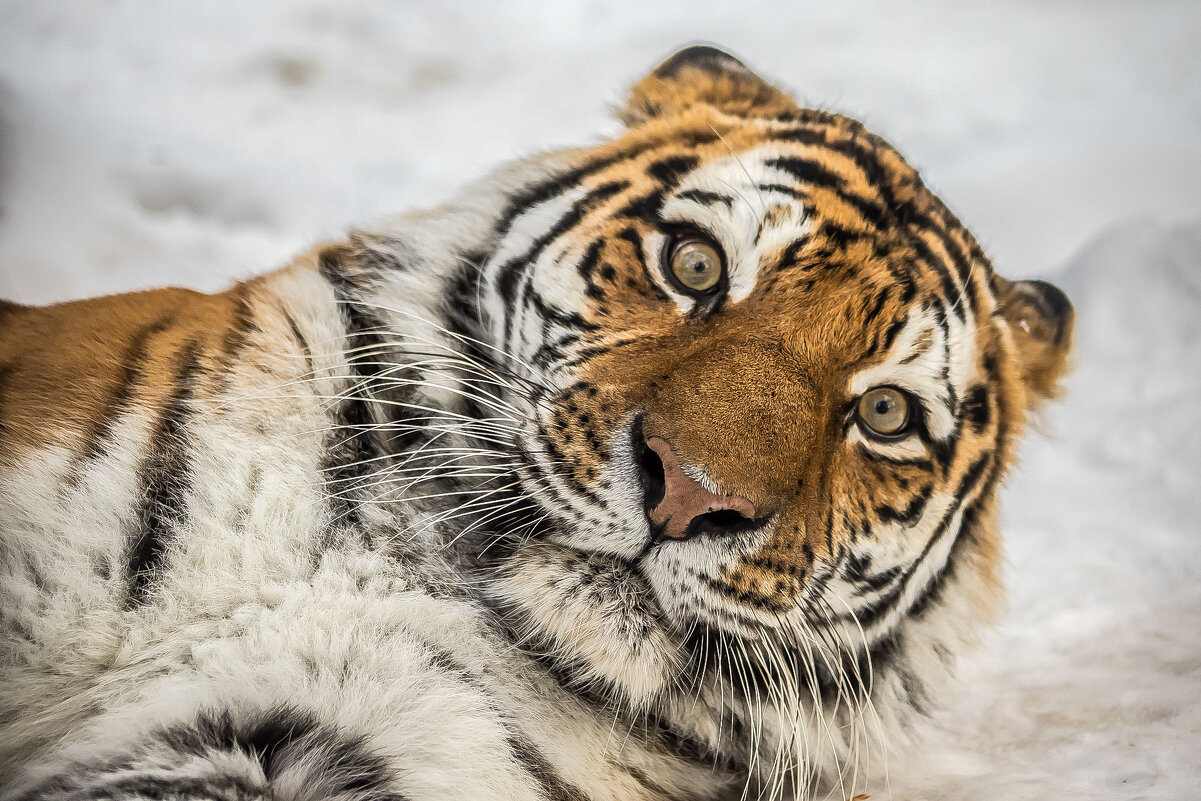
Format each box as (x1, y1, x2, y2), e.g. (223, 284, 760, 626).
(1, 2, 1199, 798)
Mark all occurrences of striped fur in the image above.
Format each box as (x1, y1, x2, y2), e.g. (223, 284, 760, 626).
(0, 46, 1072, 800)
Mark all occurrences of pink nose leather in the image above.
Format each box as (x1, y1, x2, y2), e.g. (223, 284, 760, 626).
(645, 436, 756, 540)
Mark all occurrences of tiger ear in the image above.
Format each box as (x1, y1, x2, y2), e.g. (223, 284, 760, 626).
(620, 44, 798, 126)
(996, 277, 1075, 403)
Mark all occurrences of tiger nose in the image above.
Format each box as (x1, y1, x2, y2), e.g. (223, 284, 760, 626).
(635, 430, 763, 541)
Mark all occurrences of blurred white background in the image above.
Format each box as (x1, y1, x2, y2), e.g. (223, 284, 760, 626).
(1, 2, 1198, 798)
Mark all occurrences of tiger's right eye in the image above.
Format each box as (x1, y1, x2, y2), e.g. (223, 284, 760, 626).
(665, 236, 724, 295)
(856, 386, 912, 439)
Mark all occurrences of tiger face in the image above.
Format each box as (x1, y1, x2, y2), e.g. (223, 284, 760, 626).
(475, 45, 1073, 714)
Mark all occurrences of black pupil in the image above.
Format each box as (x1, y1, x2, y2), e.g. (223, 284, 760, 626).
(690, 257, 706, 273)
(874, 398, 891, 415)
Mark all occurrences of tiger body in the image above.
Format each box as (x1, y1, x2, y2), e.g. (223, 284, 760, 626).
(0, 48, 1072, 800)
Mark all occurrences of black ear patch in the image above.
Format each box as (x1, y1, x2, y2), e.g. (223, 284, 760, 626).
(1007, 279, 1074, 348)
(997, 277, 1075, 402)
(620, 43, 797, 125)
(653, 44, 752, 80)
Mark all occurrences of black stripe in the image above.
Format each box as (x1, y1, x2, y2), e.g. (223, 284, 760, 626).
(756, 182, 803, 198)
(677, 188, 734, 207)
(498, 179, 629, 311)
(861, 286, 892, 327)
(536, 417, 607, 509)
(766, 156, 885, 224)
(126, 340, 203, 609)
(493, 147, 655, 241)
(25, 706, 408, 801)
(874, 485, 932, 529)
(214, 292, 260, 391)
(69, 318, 173, 482)
(908, 207, 977, 287)
(575, 237, 606, 300)
(441, 255, 503, 428)
(844, 552, 904, 595)
(615, 227, 670, 303)
(908, 232, 963, 320)
(219, 292, 258, 364)
(283, 308, 313, 374)
(961, 385, 990, 433)
(525, 290, 601, 335)
(909, 502, 982, 619)
(506, 732, 585, 801)
(499, 180, 629, 346)
(317, 249, 394, 530)
(647, 154, 699, 185)
(877, 314, 907, 355)
(701, 574, 793, 612)
(773, 125, 882, 180)
(809, 630, 901, 705)
(767, 156, 843, 191)
(835, 451, 992, 628)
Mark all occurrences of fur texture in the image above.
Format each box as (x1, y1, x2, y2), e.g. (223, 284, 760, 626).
(0, 46, 1073, 800)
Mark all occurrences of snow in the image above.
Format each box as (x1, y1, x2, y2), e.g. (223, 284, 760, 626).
(1, 1, 1198, 797)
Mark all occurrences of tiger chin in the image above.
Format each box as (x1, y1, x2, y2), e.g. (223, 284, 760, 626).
(0, 46, 1072, 801)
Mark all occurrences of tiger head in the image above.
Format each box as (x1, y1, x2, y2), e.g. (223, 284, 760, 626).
(350, 45, 1074, 791)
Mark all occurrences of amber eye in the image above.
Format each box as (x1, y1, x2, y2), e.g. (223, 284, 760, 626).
(856, 387, 912, 438)
(666, 236, 724, 294)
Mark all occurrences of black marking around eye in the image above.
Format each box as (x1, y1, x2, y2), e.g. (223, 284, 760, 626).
(856, 442, 934, 470)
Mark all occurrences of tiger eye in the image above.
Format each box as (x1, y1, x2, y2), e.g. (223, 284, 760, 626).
(857, 387, 911, 437)
(669, 240, 723, 293)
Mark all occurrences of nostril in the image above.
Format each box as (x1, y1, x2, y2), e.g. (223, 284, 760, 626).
(634, 418, 666, 511)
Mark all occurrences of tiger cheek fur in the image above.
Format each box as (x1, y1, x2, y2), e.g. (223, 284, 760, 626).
(0, 45, 1073, 801)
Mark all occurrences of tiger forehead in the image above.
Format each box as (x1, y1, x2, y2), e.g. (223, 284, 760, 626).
(575, 113, 912, 214)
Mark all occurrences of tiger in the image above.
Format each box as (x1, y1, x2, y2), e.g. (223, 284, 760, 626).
(0, 45, 1073, 800)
